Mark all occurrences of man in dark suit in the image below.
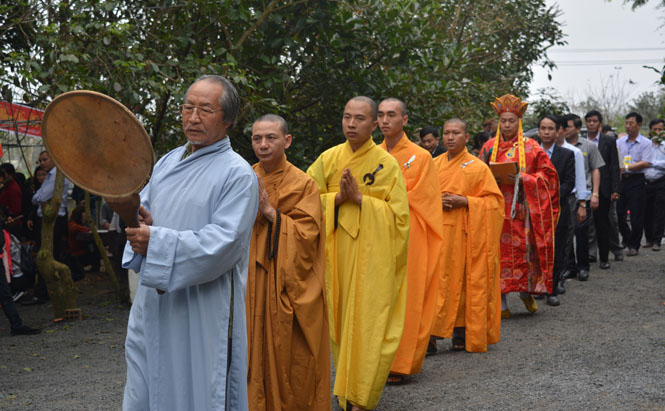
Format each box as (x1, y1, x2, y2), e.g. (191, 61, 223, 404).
(585, 110, 621, 269)
(538, 115, 575, 306)
(419, 125, 446, 157)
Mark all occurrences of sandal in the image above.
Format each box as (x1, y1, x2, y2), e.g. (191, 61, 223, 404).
(427, 336, 438, 355)
(452, 336, 465, 351)
(387, 373, 406, 385)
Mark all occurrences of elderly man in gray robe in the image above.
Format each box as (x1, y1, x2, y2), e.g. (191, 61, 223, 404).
(122, 75, 258, 411)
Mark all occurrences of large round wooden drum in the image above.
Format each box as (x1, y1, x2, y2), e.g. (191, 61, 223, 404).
(41, 90, 154, 199)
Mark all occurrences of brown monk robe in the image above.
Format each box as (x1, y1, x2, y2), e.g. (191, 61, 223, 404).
(246, 115, 330, 411)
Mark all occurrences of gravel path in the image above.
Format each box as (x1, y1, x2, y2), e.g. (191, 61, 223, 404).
(1, 248, 663, 410)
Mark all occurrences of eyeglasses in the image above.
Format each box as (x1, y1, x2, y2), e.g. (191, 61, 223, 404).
(180, 104, 223, 118)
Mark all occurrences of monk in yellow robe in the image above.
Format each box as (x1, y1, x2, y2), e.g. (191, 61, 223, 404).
(431, 118, 504, 353)
(307, 97, 410, 411)
(377, 98, 443, 381)
(246, 114, 330, 411)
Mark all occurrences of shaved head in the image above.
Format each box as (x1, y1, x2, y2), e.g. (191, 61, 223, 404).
(348, 96, 378, 120)
(253, 114, 288, 134)
(444, 118, 468, 134)
(380, 98, 408, 116)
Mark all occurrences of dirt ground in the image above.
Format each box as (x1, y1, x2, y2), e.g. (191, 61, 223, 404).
(1, 247, 664, 410)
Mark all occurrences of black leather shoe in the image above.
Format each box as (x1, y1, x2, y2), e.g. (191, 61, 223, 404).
(557, 281, 566, 295)
(588, 255, 597, 263)
(562, 270, 577, 280)
(11, 325, 41, 336)
(546, 295, 560, 306)
(578, 269, 589, 281)
(600, 261, 610, 269)
(614, 253, 624, 261)
(534, 294, 545, 300)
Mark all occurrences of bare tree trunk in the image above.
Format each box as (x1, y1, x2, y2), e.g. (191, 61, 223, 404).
(35, 169, 78, 319)
(84, 191, 128, 303)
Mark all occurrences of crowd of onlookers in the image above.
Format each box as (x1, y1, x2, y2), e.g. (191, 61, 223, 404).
(0, 150, 120, 335)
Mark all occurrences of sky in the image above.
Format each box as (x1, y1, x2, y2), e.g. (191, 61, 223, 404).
(529, 0, 664, 104)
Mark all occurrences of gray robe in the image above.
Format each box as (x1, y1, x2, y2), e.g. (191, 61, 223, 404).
(122, 138, 258, 410)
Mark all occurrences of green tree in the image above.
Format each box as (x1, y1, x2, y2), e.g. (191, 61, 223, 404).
(628, 88, 665, 122)
(2, 0, 565, 165)
(523, 87, 570, 129)
(1, 0, 565, 312)
(622, 0, 665, 9)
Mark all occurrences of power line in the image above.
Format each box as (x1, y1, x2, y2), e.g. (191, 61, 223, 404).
(554, 59, 664, 66)
(549, 47, 665, 53)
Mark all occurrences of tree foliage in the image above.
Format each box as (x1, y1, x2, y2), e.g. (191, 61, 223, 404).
(524, 87, 570, 129)
(569, 71, 638, 126)
(622, 0, 665, 9)
(1, 0, 565, 169)
(628, 88, 665, 122)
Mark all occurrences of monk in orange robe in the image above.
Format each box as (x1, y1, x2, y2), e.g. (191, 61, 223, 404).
(431, 118, 504, 352)
(246, 114, 330, 411)
(479, 95, 560, 318)
(377, 98, 443, 382)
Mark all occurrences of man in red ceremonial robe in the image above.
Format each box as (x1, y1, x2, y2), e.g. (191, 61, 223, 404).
(479, 94, 559, 318)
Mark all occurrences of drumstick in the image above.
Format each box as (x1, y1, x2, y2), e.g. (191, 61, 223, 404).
(105, 194, 140, 228)
(106, 194, 164, 294)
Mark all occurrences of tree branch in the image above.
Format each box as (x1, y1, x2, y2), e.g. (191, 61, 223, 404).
(221, 23, 234, 51)
(235, 0, 280, 49)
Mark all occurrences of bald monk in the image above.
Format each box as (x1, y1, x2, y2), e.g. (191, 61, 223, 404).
(246, 114, 330, 411)
(307, 96, 410, 411)
(377, 98, 443, 382)
(431, 119, 504, 352)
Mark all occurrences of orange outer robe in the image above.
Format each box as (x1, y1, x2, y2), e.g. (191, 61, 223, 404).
(379, 134, 443, 375)
(480, 136, 560, 294)
(307, 138, 410, 411)
(431, 150, 505, 352)
(246, 156, 330, 411)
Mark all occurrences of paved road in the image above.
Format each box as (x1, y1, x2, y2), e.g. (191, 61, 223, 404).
(1, 248, 663, 410)
(372, 248, 665, 410)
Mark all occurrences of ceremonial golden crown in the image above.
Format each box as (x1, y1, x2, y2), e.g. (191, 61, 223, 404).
(490, 94, 528, 118)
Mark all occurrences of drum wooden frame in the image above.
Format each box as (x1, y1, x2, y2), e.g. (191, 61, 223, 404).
(41, 90, 154, 199)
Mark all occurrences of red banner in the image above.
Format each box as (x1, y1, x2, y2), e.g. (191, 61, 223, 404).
(0, 102, 44, 138)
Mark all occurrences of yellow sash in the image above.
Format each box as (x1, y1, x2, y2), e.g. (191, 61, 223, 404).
(490, 119, 526, 219)
(490, 119, 526, 173)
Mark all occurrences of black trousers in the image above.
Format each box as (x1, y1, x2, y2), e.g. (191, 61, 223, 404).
(568, 200, 591, 272)
(609, 202, 624, 255)
(0, 263, 24, 331)
(643, 176, 665, 245)
(563, 195, 577, 272)
(552, 195, 573, 295)
(618, 175, 647, 250)
(593, 196, 612, 263)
